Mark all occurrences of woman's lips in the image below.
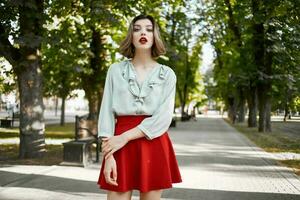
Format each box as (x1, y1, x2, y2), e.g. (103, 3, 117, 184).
(139, 37, 148, 44)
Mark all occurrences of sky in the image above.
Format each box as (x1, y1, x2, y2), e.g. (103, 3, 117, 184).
(200, 42, 215, 74)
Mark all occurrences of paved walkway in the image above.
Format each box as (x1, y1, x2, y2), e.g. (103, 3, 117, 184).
(0, 110, 86, 127)
(1, 116, 300, 199)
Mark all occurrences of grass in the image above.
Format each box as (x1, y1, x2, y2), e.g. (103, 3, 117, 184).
(279, 160, 300, 176)
(0, 122, 75, 139)
(224, 118, 300, 175)
(0, 123, 72, 165)
(0, 144, 63, 165)
(0, 122, 100, 166)
(230, 121, 300, 153)
(44, 122, 75, 138)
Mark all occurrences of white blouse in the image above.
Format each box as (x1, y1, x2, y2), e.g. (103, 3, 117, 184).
(97, 59, 177, 140)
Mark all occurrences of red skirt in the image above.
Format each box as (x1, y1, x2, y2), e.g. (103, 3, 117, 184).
(97, 115, 182, 192)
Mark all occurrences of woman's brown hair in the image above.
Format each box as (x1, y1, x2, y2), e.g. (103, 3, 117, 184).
(119, 15, 166, 59)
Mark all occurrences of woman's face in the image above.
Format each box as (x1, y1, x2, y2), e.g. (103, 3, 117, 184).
(132, 19, 154, 50)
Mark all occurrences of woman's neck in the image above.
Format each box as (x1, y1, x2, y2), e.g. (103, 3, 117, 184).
(132, 49, 156, 68)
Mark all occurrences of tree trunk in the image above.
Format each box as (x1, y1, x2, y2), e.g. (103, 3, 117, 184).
(228, 96, 238, 124)
(181, 28, 190, 122)
(86, 90, 100, 120)
(83, 86, 100, 120)
(81, 28, 103, 121)
(55, 96, 58, 116)
(261, 64, 272, 132)
(180, 102, 186, 121)
(224, 0, 242, 47)
(17, 63, 45, 158)
(284, 102, 289, 122)
(247, 85, 257, 127)
(237, 99, 246, 123)
(257, 83, 272, 132)
(177, 86, 185, 120)
(251, 0, 272, 132)
(60, 96, 65, 126)
(181, 80, 188, 122)
(237, 89, 246, 123)
(283, 88, 292, 122)
(260, 14, 274, 132)
(265, 97, 272, 131)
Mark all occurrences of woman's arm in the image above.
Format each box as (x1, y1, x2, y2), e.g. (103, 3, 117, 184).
(103, 155, 118, 186)
(102, 127, 145, 160)
(136, 70, 177, 139)
(97, 65, 115, 139)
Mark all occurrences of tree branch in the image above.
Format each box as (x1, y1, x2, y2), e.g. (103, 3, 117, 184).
(224, 0, 242, 47)
(0, 23, 20, 66)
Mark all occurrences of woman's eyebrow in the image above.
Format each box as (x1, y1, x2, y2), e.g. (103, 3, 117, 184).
(133, 24, 153, 27)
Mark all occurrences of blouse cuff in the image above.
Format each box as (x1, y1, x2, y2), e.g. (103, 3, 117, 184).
(97, 132, 113, 139)
(137, 124, 155, 140)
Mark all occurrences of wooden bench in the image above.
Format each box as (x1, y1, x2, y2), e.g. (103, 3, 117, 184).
(181, 113, 191, 121)
(12, 111, 20, 127)
(0, 112, 20, 128)
(0, 118, 13, 128)
(170, 117, 176, 127)
(61, 114, 100, 167)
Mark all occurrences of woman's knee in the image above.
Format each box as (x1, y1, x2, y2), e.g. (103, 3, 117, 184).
(140, 189, 163, 200)
(107, 190, 132, 200)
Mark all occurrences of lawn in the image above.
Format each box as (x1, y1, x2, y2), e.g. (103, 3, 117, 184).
(0, 123, 71, 165)
(225, 118, 300, 175)
(0, 122, 101, 165)
(0, 122, 75, 139)
(0, 144, 63, 165)
(0, 123, 73, 165)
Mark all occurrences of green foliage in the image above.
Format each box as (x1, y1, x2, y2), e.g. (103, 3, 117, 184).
(269, 0, 300, 113)
(0, 58, 16, 94)
(203, 0, 300, 115)
(158, 1, 205, 111)
(1, 0, 207, 115)
(42, 0, 137, 102)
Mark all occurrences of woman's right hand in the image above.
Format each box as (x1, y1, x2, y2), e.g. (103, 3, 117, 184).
(103, 155, 118, 186)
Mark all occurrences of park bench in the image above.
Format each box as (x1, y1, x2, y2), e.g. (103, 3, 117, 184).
(62, 114, 100, 167)
(12, 111, 20, 127)
(0, 111, 20, 128)
(170, 116, 176, 127)
(181, 112, 191, 121)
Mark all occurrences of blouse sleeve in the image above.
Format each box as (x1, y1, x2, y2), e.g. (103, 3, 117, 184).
(97, 65, 115, 138)
(137, 71, 177, 140)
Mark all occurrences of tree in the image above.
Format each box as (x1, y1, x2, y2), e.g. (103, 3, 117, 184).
(43, 1, 91, 125)
(45, 0, 157, 122)
(162, 1, 204, 119)
(0, 0, 46, 158)
(202, 0, 300, 132)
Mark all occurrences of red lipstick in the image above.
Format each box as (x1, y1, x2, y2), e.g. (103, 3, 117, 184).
(139, 37, 148, 44)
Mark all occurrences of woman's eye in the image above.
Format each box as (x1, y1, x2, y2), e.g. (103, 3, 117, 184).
(133, 28, 140, 32)
(147, 29, 153, 32)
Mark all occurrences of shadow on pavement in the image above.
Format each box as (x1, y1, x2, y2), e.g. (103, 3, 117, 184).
(0, 171, 299, 200)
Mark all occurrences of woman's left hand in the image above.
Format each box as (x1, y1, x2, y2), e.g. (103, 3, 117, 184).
(101, 135, 129, 160)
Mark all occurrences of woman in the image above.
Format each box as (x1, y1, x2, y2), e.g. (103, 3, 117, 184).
(97, 14, 182, 200)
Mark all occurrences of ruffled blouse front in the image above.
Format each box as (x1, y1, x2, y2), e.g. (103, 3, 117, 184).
(97, 59, 177, 140)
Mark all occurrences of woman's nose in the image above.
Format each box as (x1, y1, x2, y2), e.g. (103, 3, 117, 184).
(140, 28, 146, 35)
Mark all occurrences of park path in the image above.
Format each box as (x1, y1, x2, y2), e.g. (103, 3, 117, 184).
(1, 116, 300, 200)
(164, 116, 300, 199)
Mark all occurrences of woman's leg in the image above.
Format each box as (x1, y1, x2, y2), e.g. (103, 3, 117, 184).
(140, 189, 163, 200)
(107, 191, 132, 200)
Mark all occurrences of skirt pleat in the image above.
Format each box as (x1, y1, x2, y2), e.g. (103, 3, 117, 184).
(97, 115, 182, 192)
